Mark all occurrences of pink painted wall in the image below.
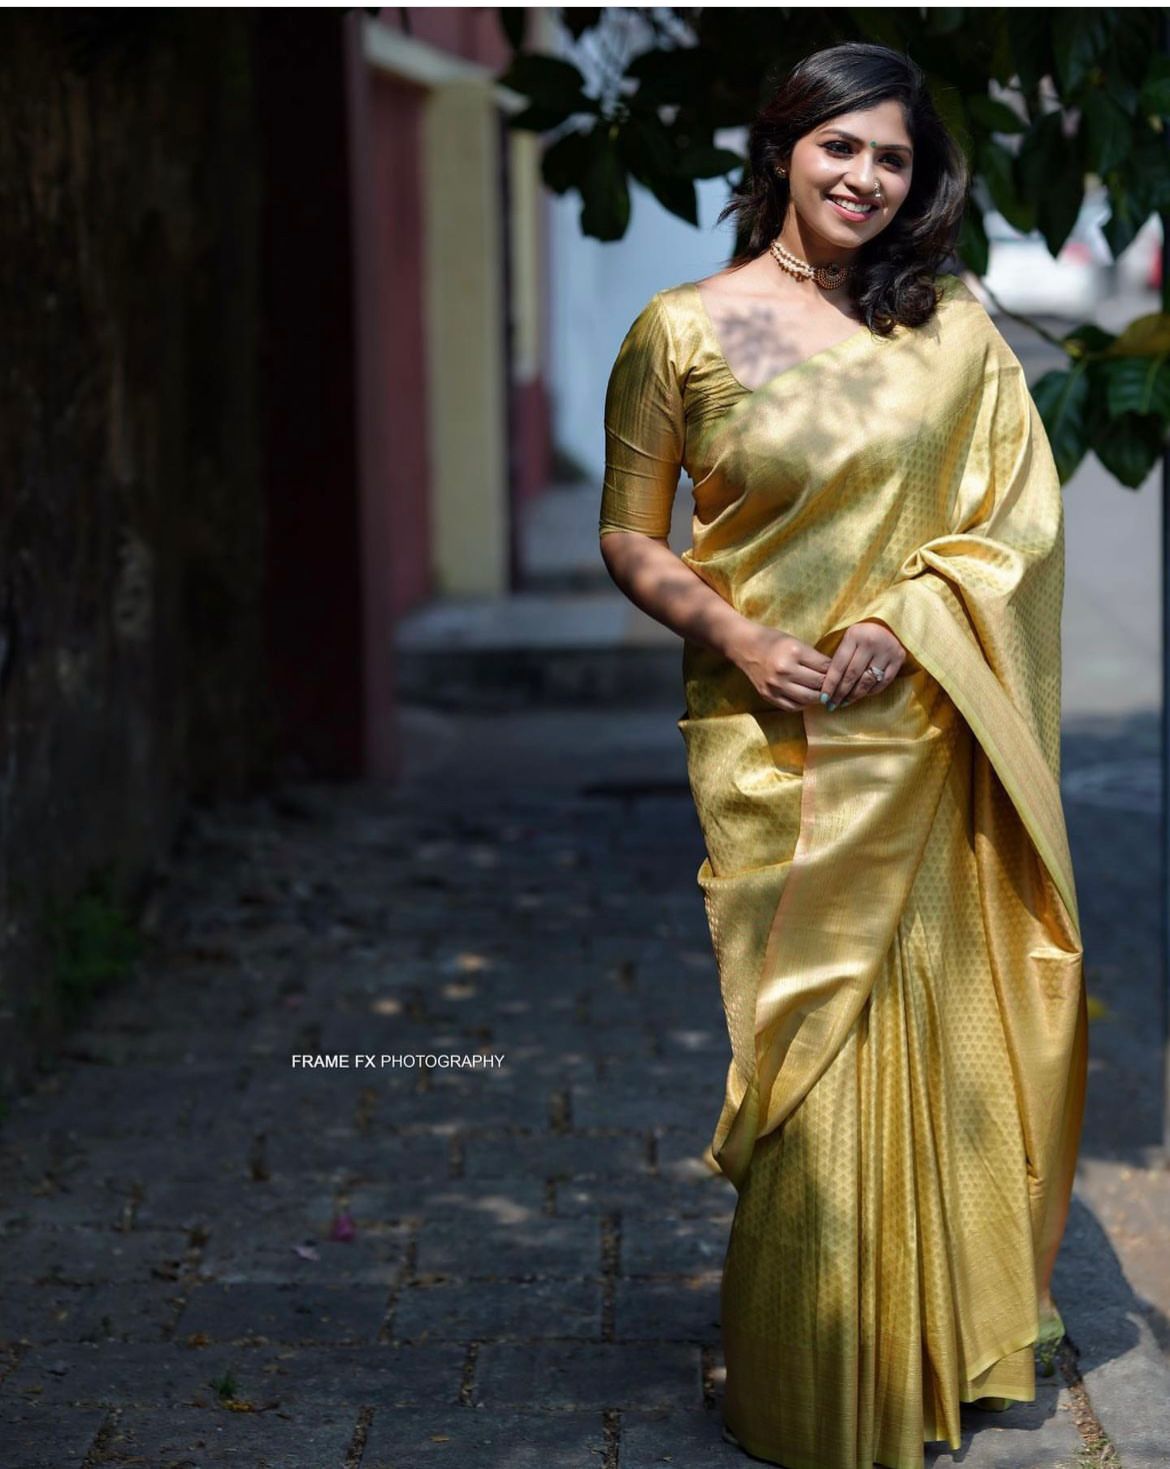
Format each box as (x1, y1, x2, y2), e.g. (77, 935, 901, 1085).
(378, 7, 511, 69)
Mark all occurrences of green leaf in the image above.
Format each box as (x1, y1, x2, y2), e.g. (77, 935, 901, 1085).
(1081, 89, 1132, 173)
(615, 114, 674, 183)
(499, 8, 527, 51)
(674, 145, 744, 179)
(1140, 54, 1170, 117)
(1101, 181, 1147, 258)
(847, 7, 906, 48)
(977, 138, 1032, 232)
(1052, 11, 1109, 96)
(624, 45, 705, 106)
(929, 78, 971, 161)
(540, 127, 595, 196)
(508, 104, 585, 133)
(966, 94, 1028, 135)
(1031, 365, 1091, 481)
(561, 8, 602, 41)
(1017, 111, 1083, 255)
(1107, 312, 1170, 356)
(1104, 10, 1155, 115)
(499, 52, 588, 109)
(580, 138, 630, 241)
(957, 209, 990, 277)
(1061, 322, 1117, 359)
(1091, 410, 1166, 487)
(1006, 12, 1052, 97)
(1102, 353, 1170, 418)
(642, 172, 699, 227)
(924, 9, 964, 35)
(1113, 130, 1170, 224)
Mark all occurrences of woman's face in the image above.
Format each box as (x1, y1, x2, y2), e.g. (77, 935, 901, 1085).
(782, 99, 914, 252)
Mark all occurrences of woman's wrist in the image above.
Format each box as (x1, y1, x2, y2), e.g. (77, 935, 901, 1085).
(718, 614, 765, 669)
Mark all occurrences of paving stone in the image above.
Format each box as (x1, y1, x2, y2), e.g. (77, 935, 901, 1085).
(461, 1134, 652, 1181)
(0, 703, 1165, 1466)
(174, 1282, 388, 1344)
(185, 1342, 467, 1407)
(361, 1406, 607, 1467)
(1, 1342, 227, 1408)
(611, 1276, 721, 1342)
(342, 1176, 548, 1228)
(416, 1217, 600, 1281)
(195, 1212, 409, 1285)
(926, 1377, 1083, 1467)
(618, 1407, 746, 1467)
(0, 1279, 181, 1346)
(10, 1135, 227, 1196)
(653, 1130, 728, 1180)
(0, 1225, 196, 1285)
(620, 1215, 731, 1276)
(569, 1081, 718, 1132)
(89, 1402, 358, 1466)
(0, 1173, 146, 1232)
(0, 1405, 106, 1469)
(393, 1277, 601, 1343)
(260, 1126, 460, 1182)
(553, 1173, 737, 1219)
(473, 1342, 701, 1410)
(18, 1063, 240, 1141)
(375, 1083, 574, 1132)
(133, 1171, 339, 1232)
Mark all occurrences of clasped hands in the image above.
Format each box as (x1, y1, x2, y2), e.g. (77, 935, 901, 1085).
(733, 619, 907, 715)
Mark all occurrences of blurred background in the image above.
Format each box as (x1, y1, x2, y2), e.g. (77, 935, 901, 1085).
(1, 10, 1168, 1465)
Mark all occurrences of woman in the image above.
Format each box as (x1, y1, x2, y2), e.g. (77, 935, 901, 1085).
(598, 41, 1087, 1469)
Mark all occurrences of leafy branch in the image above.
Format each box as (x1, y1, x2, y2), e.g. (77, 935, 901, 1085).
(497, 6, 1170, 488)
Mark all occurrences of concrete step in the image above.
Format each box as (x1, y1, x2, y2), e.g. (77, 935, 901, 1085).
(394, 590, 685, 709)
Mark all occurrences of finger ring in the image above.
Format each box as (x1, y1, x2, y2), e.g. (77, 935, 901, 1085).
(866, 664, 885, 682)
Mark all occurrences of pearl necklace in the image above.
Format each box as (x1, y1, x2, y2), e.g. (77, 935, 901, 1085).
(769, 236, 853, 291)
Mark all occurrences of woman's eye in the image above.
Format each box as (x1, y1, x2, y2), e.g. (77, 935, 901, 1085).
(823, 140, 904, 169)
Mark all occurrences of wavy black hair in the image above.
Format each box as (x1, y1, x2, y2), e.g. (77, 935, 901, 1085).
(717, 42, 970, 334)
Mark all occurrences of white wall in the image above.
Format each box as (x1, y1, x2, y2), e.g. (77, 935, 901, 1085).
(548, 169, 741, 486)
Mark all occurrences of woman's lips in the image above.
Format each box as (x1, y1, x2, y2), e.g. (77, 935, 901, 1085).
(826, 195, 877, 221)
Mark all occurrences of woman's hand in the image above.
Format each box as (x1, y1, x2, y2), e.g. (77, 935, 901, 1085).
(820, 620, 907, 709)
(730, 625, 833, 712)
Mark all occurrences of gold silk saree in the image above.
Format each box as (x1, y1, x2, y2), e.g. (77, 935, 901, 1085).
(599, 273, 1087, 1469)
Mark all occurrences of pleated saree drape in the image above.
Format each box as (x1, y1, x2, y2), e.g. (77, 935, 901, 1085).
(599, 272, 1087, 1469)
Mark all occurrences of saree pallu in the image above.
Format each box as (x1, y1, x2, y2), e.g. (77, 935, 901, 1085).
(599, 273, 1087, 1469)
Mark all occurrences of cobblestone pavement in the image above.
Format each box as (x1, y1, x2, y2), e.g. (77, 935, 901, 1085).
(0, 700, 1167, 1467)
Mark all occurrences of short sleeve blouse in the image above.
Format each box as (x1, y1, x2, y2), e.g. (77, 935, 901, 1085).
(598, 292, 686, 540)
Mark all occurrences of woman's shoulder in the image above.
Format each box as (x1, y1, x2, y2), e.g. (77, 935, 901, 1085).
(614, 282, 711, 369)
(929, 271, 1021, 367)
(931, 270, 980, 306)
(621, 280, 701, 331)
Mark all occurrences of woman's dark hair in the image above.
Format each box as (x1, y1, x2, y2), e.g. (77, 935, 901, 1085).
(717, 42, 969, 333)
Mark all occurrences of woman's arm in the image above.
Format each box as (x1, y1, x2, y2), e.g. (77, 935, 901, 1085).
(599, 530, 831, 712)
(599, 530, 755, 662)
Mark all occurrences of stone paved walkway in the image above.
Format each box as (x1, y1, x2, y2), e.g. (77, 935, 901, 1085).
(0, 700, 1167, 1467)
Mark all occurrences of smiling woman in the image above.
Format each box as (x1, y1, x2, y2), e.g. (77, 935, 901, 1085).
(598, 40, 1087, 1469)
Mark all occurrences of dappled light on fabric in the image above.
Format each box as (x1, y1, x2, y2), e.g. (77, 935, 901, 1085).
(599, 273, 1086, 1469)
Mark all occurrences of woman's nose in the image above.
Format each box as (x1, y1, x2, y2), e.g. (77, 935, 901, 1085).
(844, 162, 877, 192)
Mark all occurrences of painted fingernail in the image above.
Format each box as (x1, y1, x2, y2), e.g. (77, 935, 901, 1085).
(826, 701, 837, 711)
